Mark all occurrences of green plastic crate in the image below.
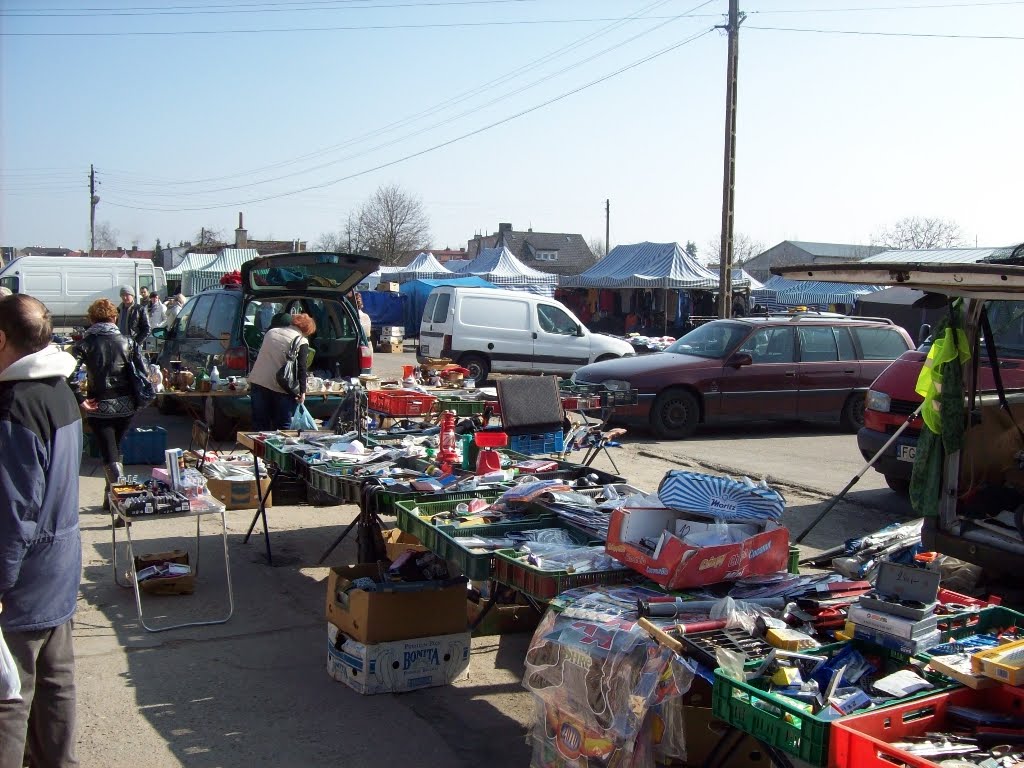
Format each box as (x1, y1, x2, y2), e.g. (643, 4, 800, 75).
(434, 518, 600, 582)
(394, 494, 503, 553)
(493, 547, 634, 602)
(434, 397, 489, 417)
(919, 604, 1024, 660)
(711, 641, 958, 767)
(263, 439, 295, 473)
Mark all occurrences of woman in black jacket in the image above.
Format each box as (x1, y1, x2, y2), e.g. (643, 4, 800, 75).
(70, 298, 139, 507)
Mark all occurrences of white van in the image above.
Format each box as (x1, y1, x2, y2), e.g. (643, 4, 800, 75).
(417, 286, 634, 383)
(0, 256, 167, 327)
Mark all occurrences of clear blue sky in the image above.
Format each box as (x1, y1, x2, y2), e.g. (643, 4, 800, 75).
(2, 0, 1022, 259)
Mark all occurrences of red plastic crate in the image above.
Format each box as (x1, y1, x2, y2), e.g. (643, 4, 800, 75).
(831, 686, 1024, 768)
(367, 390, 437, 416)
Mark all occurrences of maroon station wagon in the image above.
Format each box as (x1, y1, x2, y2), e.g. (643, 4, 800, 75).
(572, 314, 914, 439)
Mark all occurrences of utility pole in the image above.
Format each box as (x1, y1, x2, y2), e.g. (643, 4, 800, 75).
(89, 164, 98, 255)
(605, 199, 610, 258)
(717, 0, 742, 318)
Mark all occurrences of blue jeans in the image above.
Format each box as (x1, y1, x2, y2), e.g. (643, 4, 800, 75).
(250, 384, 297, 430)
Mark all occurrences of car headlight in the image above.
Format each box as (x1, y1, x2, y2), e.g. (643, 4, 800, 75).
(866, 390, 891, 413)
(602, 379, 631, 392)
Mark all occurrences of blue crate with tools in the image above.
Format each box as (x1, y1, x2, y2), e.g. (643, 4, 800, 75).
(120, 427, 168, 465)
(508, 430, 564, 456)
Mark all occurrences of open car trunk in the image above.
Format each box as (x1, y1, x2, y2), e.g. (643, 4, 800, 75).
(775, 258, 1024, 575)
(240, 251, 380, 378)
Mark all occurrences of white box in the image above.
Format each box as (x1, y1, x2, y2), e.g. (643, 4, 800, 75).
(326, 624, 470, 695)
(380, 325, 404, 340)
(164, 448, 183, 490)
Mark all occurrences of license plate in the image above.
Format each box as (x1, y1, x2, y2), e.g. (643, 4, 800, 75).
(421, 345, 429, 355)
(897, 445, 916, 462)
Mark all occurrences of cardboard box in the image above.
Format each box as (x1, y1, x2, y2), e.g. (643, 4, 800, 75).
(376, 341, 403, 354)
(382, 529, 428, 562)
(376, 281, 399, 293)
(205, 476, 273, 510)
(682, 706, 769, 768)
(325, 564, 468, 644)
(380, 325, 404, 341)
(605, 506, 788, 589)
(326, 624, 470, 695)
(467, 597, 542, 637)
(134, 549, 194, 596)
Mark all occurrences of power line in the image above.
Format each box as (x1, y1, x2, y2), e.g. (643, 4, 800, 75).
(97, 0, 684, 188)
(0, 14, 712, 36)
(100, 2, 712, 198)
(2, 0, 551, 18)
(750, 1, 1024, 13)
(101, 25, 717, 212)
(746, 25, 1024, 40)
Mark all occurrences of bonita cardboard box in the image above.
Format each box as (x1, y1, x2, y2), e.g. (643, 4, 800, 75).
(204, 476, 273, 510)
(606, 506, 788, 589)
(325, 563, 468, 643)
(326, 624, 470, 695)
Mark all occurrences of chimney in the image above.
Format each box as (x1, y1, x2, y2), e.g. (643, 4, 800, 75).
(131, 245, 138, 251)
(498, 222, 512, 236)
(235, 212, 248, 248)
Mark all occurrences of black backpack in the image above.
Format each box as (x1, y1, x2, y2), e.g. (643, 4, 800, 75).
(276, 335, 303, 395)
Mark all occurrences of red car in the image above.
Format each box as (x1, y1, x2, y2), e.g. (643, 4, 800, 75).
(572, 315, 914, 439)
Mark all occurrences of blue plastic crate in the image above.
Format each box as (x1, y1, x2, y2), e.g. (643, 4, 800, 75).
(120, 427, 168, 465)
(508, 430, 564, 455)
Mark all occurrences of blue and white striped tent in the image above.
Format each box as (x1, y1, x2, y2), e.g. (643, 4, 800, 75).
(562, 242, 743, 290)
(185, 248, 261, 295)
(752, 276, 881, 312)
(455, 246, 557, 296)
(388, 251, 454, 283)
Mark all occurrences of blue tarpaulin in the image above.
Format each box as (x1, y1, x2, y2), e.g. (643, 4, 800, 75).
(399, 276, 497, 336)
(359, 290, 405, 329)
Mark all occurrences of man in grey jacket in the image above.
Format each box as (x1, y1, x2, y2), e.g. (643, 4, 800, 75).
(116, 284, 150, 345)
(0, 295, 82, 768)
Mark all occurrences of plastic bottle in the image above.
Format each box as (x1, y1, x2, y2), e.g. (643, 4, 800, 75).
(210, 365, 220, 389)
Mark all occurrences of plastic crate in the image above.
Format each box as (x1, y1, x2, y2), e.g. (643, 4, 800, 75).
(831, 686, 1024, 768)
(304, 478, 346, 507)
(560, 395, 602, 411)
(393, 494, 528, 558)
(711, 643, 958, 767)
(920, 604, 1024, 660)
(120, 427, 168, 465)
(434, 518, 599, 582)
(600, 389, 639, 407)
(493, 548, 634, 601)
(508, 430, 564, 456)
(262, 440, 294, 473)
(557, 381, 603, 397)
(434, 397, 488, 417)
(271, 474, 307, 505)
(367, 390, 437, 417)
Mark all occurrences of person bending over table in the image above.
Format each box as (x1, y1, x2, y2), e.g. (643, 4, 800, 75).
(248, 312, 315, 430)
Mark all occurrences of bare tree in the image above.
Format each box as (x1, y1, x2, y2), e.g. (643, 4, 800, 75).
(194, 227, 225, 247)
(874, 217, 963, 250)
(349, 184, 431, 265)
(706, 233, 765, 266)
(313, 231, 343, 252)
(94, 221, 119, 250)
(587, 237, 607, 259)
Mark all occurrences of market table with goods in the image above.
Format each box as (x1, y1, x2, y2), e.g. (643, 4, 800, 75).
(110, 364, 1024, 768)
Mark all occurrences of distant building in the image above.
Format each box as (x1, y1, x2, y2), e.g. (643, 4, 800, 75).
(18, 246, 76, 258)
(741, 240, 886, 281)
(92, 246, 154, 260)
(466, 222, 596, 277)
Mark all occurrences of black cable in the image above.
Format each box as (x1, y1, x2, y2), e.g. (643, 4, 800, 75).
(747, 24, 1024, 40)
(101, 26, 717, 212)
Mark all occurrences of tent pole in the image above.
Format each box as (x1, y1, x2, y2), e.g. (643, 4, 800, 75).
(664, 288, 668, 335)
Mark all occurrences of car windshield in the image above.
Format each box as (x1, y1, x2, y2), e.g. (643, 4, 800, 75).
(664, 322, 749, 359)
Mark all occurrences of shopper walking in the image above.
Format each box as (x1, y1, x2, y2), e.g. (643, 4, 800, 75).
(146, 290, 167, 329)
(115, 285, 150, 345)
(0, 294, 82, 768)
(248, 312, 315, 429)
(70, 298, 140, 507)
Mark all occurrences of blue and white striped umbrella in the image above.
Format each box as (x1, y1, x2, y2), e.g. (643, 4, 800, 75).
(657, 471, 785, 523)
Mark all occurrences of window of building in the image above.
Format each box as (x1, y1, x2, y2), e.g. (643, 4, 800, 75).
(535, 251, 558, 261)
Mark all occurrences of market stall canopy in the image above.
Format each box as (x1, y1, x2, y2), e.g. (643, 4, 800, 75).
(356, 265, 401, 292)
(455, 246, 557, 296)
(185, 248, 261, 295)
(165, 251, 218, 277)
(560, 242, 732, 290)
(388, 252, 454, 283)
(855, 286, 947, 343)
(752, 275, 881, 311)
(399, 276, 497, 336)
(735, 268, 763, 291)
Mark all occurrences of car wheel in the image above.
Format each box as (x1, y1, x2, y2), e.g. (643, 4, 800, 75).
(651, 388, 699, 439)
(885, 475, 910, 495)
(156, 394, 177, 415)
(459, 353, 490, 386)
(841, 392, 866, 432)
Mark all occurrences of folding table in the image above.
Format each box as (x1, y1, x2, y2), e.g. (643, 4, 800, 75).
(111, 497, 234, 633)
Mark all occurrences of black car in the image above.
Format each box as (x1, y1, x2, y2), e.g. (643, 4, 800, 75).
(156, 251, 379, 438)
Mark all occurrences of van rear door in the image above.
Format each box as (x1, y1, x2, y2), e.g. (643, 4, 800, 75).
(419, 289, 451, 358)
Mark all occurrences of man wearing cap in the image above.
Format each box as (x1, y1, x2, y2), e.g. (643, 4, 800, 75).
(146, 290, 167, 330)
(116, 285, 150, 345)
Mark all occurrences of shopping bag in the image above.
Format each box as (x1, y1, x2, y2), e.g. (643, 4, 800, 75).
(0, 625, 22, 702)
(290, 403, 316, 431)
